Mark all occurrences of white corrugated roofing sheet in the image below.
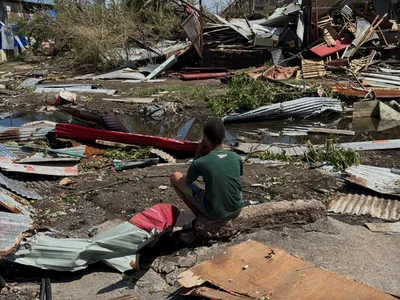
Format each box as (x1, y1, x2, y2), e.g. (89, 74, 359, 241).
(329, 186, 400, 220)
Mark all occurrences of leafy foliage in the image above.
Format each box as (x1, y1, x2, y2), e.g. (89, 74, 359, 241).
(304, 139, 360, 171)
(208, 74, 320, 116)
(103, 148, 151, 162)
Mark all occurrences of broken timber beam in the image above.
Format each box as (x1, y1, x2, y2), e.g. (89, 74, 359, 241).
(307, 128, 355, 136)
(194, 199, 326, 239)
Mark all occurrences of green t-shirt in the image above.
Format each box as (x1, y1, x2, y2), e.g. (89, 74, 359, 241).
(186, 149, 243, 219)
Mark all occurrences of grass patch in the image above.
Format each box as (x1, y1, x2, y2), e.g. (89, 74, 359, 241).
(207, 74, 324, 116)
(103, 147, 151, 162)
(304, 139, 360, 171)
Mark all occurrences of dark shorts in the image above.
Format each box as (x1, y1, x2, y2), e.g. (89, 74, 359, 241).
(184, 183, 211, 217)
(184, 183, 242, 220)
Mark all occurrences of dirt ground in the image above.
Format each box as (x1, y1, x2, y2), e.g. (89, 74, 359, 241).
(1, 61, 400, 300)
(29, 163, 340, 238)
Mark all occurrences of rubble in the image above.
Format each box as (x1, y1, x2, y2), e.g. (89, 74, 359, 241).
(0, 0, 400, 298)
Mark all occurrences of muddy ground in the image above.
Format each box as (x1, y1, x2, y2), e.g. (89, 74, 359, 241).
(1, 61, 400, 299)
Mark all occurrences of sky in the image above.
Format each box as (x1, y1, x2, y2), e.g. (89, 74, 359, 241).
(202, 0, 231, 13)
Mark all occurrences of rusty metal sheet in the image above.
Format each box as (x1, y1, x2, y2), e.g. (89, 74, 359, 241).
(178, 240, 396, 300)
(0, 126, 54, 142)
(328, 186, 400, 220)
(182, 12, 202, 57)
(0, 211, 33, 256)
(346, 165, 400, 196)
(70, 141, 105, 157)
(180, 72, 230, 80)
(320, 82, 400, 99)
(0, 186, 34, 215)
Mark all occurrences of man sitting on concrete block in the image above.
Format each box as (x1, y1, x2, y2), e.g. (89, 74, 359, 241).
(170, 119, 243, 225)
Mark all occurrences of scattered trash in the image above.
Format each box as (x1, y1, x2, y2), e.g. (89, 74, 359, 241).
(59, 178, 73, 186)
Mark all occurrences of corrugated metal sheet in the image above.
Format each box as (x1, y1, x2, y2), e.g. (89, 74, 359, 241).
(352, 18, 379, 46)
(100, 112, 129, 133)
(0, 186, 34, 215)
(22, 177, 58, 196)
(91, 69, 146, 80)
(0, 173, 42, 200)
(0, 212, 33, 256)
(182, 12, 202, 57)
(8, 222, 153, 272)
(345, 165, 400, 195)
(1, 145, 85, 160)
(0, 161, 79, 176)
(222, 97, 343, 123)
(17, 78, 44, 89)
(13, 146, 86, 163)
(0, 126, 54, 142)
(328, 186, 400, 220)
(0, 144, 18, 158)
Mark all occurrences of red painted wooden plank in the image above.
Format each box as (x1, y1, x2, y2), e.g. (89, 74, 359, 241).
(310, 37, 352, 57)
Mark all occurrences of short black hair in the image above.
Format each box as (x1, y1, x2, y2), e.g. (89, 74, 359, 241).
(204, 119, 225, 145)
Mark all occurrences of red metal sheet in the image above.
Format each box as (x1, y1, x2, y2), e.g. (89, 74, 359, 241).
(310, 37, 352, 57)
(180, 72, 231, 80)
(129, 204, 180, 233)
(55, 124, 199, 153)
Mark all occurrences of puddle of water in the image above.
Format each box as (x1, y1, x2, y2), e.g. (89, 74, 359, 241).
(3, 111, 400, 146)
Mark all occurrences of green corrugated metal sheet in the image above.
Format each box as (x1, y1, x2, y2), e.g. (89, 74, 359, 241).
(8, 222, 155, 272)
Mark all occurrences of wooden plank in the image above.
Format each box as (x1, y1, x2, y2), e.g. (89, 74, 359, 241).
(307, 128, 356, 136)
(102, 97, 155, 104)
(178, 240, 397, 300)
(365, 222, 400, 233)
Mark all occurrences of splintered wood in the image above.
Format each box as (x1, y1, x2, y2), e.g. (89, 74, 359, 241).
(302, 59, 326, 78)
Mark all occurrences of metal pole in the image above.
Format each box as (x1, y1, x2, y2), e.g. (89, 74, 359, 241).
(199, 0, 204, 53)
